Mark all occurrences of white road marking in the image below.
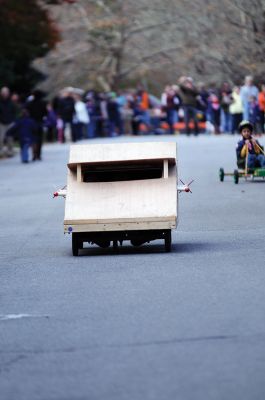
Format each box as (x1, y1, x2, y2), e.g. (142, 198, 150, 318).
(0, 314, 48, 321)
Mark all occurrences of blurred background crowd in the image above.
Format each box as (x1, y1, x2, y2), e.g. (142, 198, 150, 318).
(1, 75, 265, 163)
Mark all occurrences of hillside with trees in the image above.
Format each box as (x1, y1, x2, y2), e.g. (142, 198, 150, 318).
(2, 0, 265, 94)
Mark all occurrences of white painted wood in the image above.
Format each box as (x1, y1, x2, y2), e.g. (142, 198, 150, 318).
(76, 164, 82, 182)
(68, 142, 176, 168)
(163, 159, 168, 179)
(64, 219, 177, 233)
(64, 216, 175, 224)
(64, 168, 177, 222)
(64, 142, 177, 230)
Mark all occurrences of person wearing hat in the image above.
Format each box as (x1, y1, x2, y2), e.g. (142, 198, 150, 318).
(236, 120, 265, 169)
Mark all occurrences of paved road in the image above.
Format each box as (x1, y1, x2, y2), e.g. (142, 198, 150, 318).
(1, 135, 265, 400)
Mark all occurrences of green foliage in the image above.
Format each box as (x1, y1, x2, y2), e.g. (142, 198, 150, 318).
(0, 0, 60, 92)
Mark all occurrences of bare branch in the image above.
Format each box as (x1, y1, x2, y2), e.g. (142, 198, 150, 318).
(119, 45, 183, 78)
(125, 17, 182, 39)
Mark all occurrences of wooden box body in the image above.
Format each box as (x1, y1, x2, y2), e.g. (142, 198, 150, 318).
(64, 142, 178, 232)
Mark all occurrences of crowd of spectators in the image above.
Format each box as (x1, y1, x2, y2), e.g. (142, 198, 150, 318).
(0, 75, 265, 163)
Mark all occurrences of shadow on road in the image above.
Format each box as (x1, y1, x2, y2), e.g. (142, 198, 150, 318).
(174, 242, 220, 254)
(69, 241, 219, 257)
(76, 243, 168, 257)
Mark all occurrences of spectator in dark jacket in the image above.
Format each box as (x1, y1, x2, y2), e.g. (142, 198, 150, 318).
(0, 87, 16, 157)
(58, 88, 75, 142)
(106, 92, 123, 137)
(86, 95, 97, 138)
(26, 90, 47, 160)
(220, 82, 232, 133)
(179, 77, 199, 135)
(7, 109, 37, 163)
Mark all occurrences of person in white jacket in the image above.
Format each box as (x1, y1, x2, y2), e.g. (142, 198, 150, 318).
(230, 86, 243, 134)
(73, 92, 90, 141)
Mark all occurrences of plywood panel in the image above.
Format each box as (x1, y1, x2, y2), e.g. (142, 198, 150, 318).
(68, 142, 176, 168)
(64, 165, 177, 224)
(64, 219, 177, 233)
(64, 141, 178, 229)
(77, 164, 82, 182)
(163, 159, 168, 179)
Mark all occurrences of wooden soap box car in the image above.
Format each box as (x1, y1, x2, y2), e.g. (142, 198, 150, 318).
(54, 142, 192, 255)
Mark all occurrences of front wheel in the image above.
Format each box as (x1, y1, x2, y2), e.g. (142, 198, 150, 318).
(234, 169, 239, 184)
(165, 230, 172, 252)
(219, 168, 224, 182)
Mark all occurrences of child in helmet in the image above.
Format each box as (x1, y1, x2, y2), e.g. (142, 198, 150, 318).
(236, 120, 265, 169)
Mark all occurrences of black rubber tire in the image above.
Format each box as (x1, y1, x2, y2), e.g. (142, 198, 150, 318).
(234, 169, 239, 184)
(72, 233, 79, 256)
(96, 241, 110, 248)
(131, 239, 143, 247)
(219, 168, 224, 182)
(165, 230, 172, 252)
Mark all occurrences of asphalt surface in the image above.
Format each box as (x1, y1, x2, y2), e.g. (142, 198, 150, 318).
(1, 134, 265, 400)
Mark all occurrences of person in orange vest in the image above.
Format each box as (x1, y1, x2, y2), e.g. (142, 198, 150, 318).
(258, 84, 265, 133)
(136, 85, 151, 133)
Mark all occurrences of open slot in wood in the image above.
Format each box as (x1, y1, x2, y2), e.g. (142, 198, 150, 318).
(82, 162, 164, 183)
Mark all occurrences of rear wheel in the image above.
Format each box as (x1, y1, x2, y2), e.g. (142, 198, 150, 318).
(234, 169, 239, 184)
(219, 168, 224, 182)
(165, 230, 172, 252)
(72, 233, 79, 256)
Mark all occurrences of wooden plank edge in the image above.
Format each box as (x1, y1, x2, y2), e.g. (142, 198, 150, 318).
(64, 219, 177, 233)
(67, 157, 176, 170)
(64, 216, 177, 224)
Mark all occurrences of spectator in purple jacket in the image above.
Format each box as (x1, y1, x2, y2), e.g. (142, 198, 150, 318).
(248, 95, 260, 132)
(44, 103, 57, 142)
